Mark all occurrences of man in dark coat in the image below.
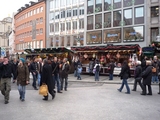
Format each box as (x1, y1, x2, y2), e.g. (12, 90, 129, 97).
(12, 58, 19, 83)
(141, 56, 147, 72)
(108, 59, 115, 80)
(141, 60, 153, 95)
(132, 61, 143, 91)
(152, 56, 160, 83)
(40, 59, 55, 101)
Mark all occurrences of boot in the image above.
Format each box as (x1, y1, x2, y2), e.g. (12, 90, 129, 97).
(158, 83, 160, 94)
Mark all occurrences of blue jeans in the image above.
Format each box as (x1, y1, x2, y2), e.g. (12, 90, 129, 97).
(18, 85, 26, 100)
(37, 73, 41, 86)
(109, 73, 113, 80)
(152, 76, 159, 83)
(53, 73, 61, 92)
(119, 79, 130, 93)
(95, 71, 99, 81)
(74, 70, 77, 77)
(77, 73, 81, 80)
(32, 73, 37, 88)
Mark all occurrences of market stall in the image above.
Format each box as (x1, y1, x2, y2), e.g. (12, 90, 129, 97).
(71, 44, 141, 76)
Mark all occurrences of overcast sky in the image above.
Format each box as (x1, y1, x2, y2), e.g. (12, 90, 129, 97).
(0, 0, 36, 20)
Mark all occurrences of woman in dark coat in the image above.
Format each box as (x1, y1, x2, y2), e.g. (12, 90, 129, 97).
(108, 59, 115, 80)
(40, 59, 55, 101)
(117, 60, 131, 94)
(141, 60, 153, 95)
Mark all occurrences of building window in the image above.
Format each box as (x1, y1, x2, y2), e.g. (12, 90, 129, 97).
(28, 12, 30, 17)
(55, 12, 60, 19)
(67, 36, 70, 46)
(87, 16, 93, 30)
(55, 36, 59, 47)
(86, 31, 102, 44)
(40, 28, 43, 34)
(79, 6, 84, 15)
(151, 6, 159, 18)
(37, 8, 39, 14)
(73, 21, 77, 29)
(61, 37, 64, 46)
(34, 9, 36, 15)
(67, 9, 72, 17)
(123, 26, 144, 42)
(134, 0, 144, 5)
(61, 23, 65, 31)
(79, 19, 84, 29)
(50, 0, 54, 9)
(123, 0, 134, 7)
(67, 22, 71, 30)
(36, 18, 39, 24)
(40, 40, 43, 48)
(113, 10, 122, 27)
(50, 12, 54, 20)
(40, 6, 43, 12)
(61, 0, 65, 7)
(50, 23, 54, 32)
(124, 9, 132, 25)
(95, 0, 102, 13)
(30, 11, 32, 16)
(61, 10, 65, 18)
(40, 17, 43, 23)
(104, 12, 111, 28)
(73, 8, 78, 16)
(113, 0, 121, 9)
(95, 14, 102, 29)
(73, 36, 77, 46)
(104, 28, 121, 43)
(55, 0, 59, 8)
(55, 23, 59, 32)
(66, 0, 71, 6)
(135, 7, 144, 24)
(104, 0, 111, 11)
(87, 0, 94, 14)
(151, 28, 159, 42)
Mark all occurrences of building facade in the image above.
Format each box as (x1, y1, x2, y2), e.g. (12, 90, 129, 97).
(46, 0, 85, 48)
(14, 0, 46, 53)
(84, 0, 149, 47)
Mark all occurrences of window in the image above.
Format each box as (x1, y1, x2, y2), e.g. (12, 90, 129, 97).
(134, 0, 144, 5)
(50, 24, 54, 32)
(61, 37, 64, 46)
(67, 36, 70, 46)
(67, 22, 71, 30)
(124, 9, 132, 25)
(61, 10, 65, 18)
(95, 0, 102, 12)
(67, 9, 72, 17)
(40, 7, 43, 12)
(61, 0, 65, 7)
(73, 8, 78, 16)
(40, 17, 43, 23)
(87, 16, 93, 30)
(55, 23, 59, 32)
(50, 0, 54, 9)
(79, 19, 84, 29)
(123, 0, 134, 7)
(104, 0, 111, 11)
(113, 10, 121, 27)
(40, 28, 43, 34)
(37, 8, 39, 14)
(151, 6, 159, 18)
(87, 0, 94, 14)
(61, 23, 65, 31)
(34, 9, 36, 15)
(113, 0, 121, 9)
(104, 12, 111, 28)
(95, 14, 102, 29)
(50, 12, 54, 20)
(123, 26, 144, 42)
(151, 28, 159, 42)
(28, 12, 30, 17)
(40, 40, 43, 48)
(36, 18, 39, 24)
(86, 31, 102, 44)
(66, 0, 71, 6)
(55, 0, 59, 8)
(55, 36, 59, 47)
(79, 6, 84, 15)
(55, 12, 60, 19)
(30, 11, 32, 16)
(135, 7, 144, 24)
(73, 36, 77, 46)
(73, 21, 77, 29)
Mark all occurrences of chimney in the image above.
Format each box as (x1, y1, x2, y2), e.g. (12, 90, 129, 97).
(21, 7, 25, 10)
(29, 1, 35, 5)
(25, 4, 29, 8)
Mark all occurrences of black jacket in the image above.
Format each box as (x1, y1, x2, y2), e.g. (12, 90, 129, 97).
(119, 64, 131, 79)
(108, 62, 115, 74)
(0, 62, 15, 79)
(135, 65, 142, 79)
(142, 65, 152, 85)
(51, 61, 59, 74)
(61, 63, 70, 78)
(30, 62, 38, 74)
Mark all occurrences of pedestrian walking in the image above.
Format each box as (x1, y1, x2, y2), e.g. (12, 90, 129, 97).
(16, 58, 29, 101)
(40, 59, 56, 101)
(108, 59, 115, 80)
(132, 61, 143, 91)
(141, 60, 153, 95)
(12, 58, 18, 83)
(89, 59, 94, 76)
(93, 60, 101, 81)
(0, 57, 15, 104)
(37, 58, 42, 86)
(117, 60, 131, 94)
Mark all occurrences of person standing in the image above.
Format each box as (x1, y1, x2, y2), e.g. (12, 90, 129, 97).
(52, 57, 62, 93)
(0, 57, 15, 104)
(93, 60, 101, 81)
(152, 56, 160, 83)
(108, 59, 115, 80)
(30, 58, 38, 90)
(117, 60, 131, 94)
(141, 61, 153, 95)
(132, 61, 143, 91)
(37, 58, 42, 86)
(40, 59, 56, 101)
(61, 58, 70, 91)
(16, 58, 29, 101)
(77, 65, 82, 80)
(89, 59, 94, 76)
(141, 56, 147, 72)
(12, 58, 18, 83)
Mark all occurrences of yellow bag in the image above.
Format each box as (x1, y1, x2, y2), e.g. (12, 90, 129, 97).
(39, 84, 48, 96)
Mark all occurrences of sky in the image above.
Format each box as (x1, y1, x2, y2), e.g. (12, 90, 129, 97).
(0, 0, 36, 20)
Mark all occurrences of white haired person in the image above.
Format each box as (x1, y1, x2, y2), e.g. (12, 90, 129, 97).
(141, 61, 153, 95)
(132, 61, 144, 91)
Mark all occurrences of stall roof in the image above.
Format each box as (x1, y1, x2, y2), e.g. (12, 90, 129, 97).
(71, 44, 141, 52)
(24, 47, 74, 54)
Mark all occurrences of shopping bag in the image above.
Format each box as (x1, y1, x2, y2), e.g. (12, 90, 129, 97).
(39, 84, 48, 96)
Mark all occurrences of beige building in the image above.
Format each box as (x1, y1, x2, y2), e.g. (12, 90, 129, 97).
(0, 17, 12, 47)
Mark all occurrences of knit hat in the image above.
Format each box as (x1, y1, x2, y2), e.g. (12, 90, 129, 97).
(20, 58, 25, 63)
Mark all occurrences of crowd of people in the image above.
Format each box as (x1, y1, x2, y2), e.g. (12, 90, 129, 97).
(0, 56, 70, 104)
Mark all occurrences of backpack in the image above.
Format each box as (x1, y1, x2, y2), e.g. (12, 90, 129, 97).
(96, 65, 100, 72)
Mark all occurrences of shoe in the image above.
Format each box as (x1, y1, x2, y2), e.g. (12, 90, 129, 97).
(21, 99, 25, 102)
(42, 98, 48, 101)
(58, 91, 62, 93)
(117, 89, 121, 92)
(158, 92, 160, 94)
(132, 89, 136, 91)
(65, 88, 67, 91)
(141, 93, 146, 95)
(19, 96, 22, 100)
(147, 93, 152, 95)
(4, 101, 9, 104)
(34, 87, 38, 90)
(125, 92, 130, 94)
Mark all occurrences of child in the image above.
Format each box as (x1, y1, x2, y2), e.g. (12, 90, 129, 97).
(77, 65, 82, 80)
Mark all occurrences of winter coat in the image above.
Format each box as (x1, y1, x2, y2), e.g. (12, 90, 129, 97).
(142, 65, 152, 85)
(119, 64, 131, 79)
(17, 65, 29, 86)
(108, 62, 115, 74)
(152, 61, 160, 76)
(61, 63, 70, 79)
(135, 65, 142, 79)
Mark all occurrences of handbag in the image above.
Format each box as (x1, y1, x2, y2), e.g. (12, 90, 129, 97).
(39, 84, 48, 96)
